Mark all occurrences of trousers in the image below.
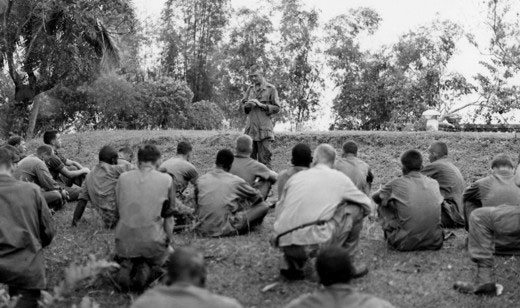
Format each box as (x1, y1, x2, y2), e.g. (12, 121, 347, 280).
(251, 139, 272, 169)
(282, 203, 364, 273)
(468, 205, 520, 267)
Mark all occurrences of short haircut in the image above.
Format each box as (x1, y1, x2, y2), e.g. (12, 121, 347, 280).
(236, 135, 253, 154)
(36, 145, 53, 157)
(316, 247, 355, 286)
(430, 141, 448, 157)
(313, 144, 336, 166)
(43, 130, 58, 145)
(401, 149, 423, 171)
(216, 149, 234, 170)
(491, 154, 514, 169)
(0, 147, 15, 166)
(137, 144, 161, 163)
(342, 141, 358, 155)
(7, 135, 23, 147)
(99, 145, 118, 164)
(167, 247, 206, 285)
(291, 143, 312, 167)
(177, 141, 193, 155)
(1, 145, 20, 164)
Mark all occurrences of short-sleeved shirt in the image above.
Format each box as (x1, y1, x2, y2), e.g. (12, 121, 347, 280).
(277, 166, 309, 198)
(14, 155, 60, 191)
(230, 154, 275, 186)
(335, 155, 371, 195)
(115, 168, 176, 259)
(0, 174, 55, 289)
(195, 169, 262, 237)
(242, 81, 280, 141)
(274, 164, 372, 247)
(131, 283, 243, 308)
(46, 153, 66, 180)
(422, 157, 465, 213)
(285, 284, 394, 308)
(79, 162, 133, 213)
(159, 157, 199, 193)
(378, 171, 443, 251)
(463, 169, 520, 208)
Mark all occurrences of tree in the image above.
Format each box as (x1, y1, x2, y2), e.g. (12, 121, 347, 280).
(272, 0, 323, 130)
(467, 0, 520, 123)
(215, 7, 274, 127)
(160, 0, 230, 102)
(0, 0, 137, 137)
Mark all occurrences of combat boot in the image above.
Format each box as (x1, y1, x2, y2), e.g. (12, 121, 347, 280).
(454, 264, 497, 295)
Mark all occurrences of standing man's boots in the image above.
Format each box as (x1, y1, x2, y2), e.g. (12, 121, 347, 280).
(454, 264, 497, 295)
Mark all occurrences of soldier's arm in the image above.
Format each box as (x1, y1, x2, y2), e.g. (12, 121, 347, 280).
(264, 87, 280, 115)
(37, 190, 55, 247)
(241, 87, 253, 114)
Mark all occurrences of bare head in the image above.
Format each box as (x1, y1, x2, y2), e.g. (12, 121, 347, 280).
(400, 149, 423, 174)
(7, 135, 26, 154)
(491, 154, 514, 171)
(177, 141, 193, 160)
(342, 140, 358, 157)
(236, 135, 253, 155)
(428, 141, 448, 162)
(316, 247, 356, 286)
(312, 144, 336, 168)
(137, 144, 162, 168)
(291, 143, 312, 167)
(118, 146, 134, 162)
(216, 149, 234, 172)
(36, 145, 54, 161)
(166, 247, 207, 288)
(99, 145, 119, 165)
(43, 130, 61, 149)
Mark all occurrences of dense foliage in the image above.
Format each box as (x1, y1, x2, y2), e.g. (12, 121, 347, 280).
(2, 0, 520, 136)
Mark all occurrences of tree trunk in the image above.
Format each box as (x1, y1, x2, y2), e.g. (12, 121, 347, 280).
(26, 97, 41, 138)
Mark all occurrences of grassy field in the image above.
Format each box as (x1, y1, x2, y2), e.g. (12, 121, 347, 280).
(13, 130, 520, 307)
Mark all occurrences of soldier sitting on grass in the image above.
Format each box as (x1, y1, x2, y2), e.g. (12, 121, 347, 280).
(285, 247, 394, 308)
(372, 149, 444, 251)
(114, 144, 175, 292)
(194, 149, 270, 237)
(72, 145, 134, 228)
(131, 247, 243, 308)
(159, 141, 199, 230)
(230, 135, 277, 200)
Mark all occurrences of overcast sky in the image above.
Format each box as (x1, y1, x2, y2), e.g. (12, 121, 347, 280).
(132, 0, 514, 127)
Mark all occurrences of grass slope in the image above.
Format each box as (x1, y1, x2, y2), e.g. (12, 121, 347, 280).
(28, 130, 520, 307)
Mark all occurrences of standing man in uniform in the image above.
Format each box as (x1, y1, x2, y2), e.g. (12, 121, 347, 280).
(241, 65, 280, 168)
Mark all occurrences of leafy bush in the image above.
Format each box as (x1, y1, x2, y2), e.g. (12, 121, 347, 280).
(188, 100, 225, 130)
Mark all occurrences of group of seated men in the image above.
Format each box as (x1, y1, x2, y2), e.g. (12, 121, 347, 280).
(1, 132, 520, 307)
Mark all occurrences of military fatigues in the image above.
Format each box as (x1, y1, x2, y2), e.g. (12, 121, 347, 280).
(376, 172, 444, 251)
(334, 155, 373, 196)
(468, 205, 520, 268)
(421, 157, 466, 228)
(194, 169, 268, 237)
(241, 81, 280, 168)
(285, 284, 395, 308)
(277, 166, 308, 198)
(230, 154, 276, 200)
(462, 169, 520, 230)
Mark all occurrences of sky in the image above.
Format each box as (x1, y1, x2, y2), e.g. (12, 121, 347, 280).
(132, 0, 512, 128)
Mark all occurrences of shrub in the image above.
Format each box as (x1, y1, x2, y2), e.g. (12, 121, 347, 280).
(188, 100, 225, 130)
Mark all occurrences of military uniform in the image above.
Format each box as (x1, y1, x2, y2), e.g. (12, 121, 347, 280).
(334, 155, 373, 196)
(230, 154, 276, 200)
(422, 157, 466, 228)
(241, 81, 280, 168)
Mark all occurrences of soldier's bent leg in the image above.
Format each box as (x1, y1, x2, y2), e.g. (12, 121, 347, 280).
(441, 199, 465, 229)
(42, 190, 64, 210)
(488, 205, 520, 256)
(257, 139, 273, 168)
(253, 179, 272, 200)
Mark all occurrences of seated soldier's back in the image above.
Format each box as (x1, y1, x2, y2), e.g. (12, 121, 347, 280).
(334, 157, 367, 193)
(14, 155, 45, 183)
(83, 162, 131, 211)
(160, 157, 198, 192)
(115, 169, 172, 258)
(195, 169, 251, 236)
(382, 172, 443, 251)
(477, 170, 520, 207)
(131, 283, 242, 308)
(422, 158, 465, 204)
(230, 155, 271, 186)
(285, 284, 394, 308)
